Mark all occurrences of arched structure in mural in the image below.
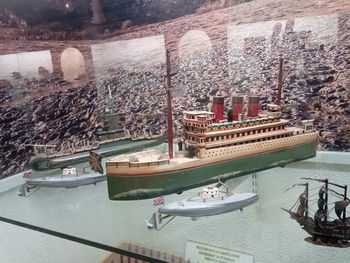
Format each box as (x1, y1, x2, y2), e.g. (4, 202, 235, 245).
(60, 47, 86, 82)
(178, 30, 213, 58)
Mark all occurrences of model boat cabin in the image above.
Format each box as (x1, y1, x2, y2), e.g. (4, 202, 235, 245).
(182, 95, 315, 160)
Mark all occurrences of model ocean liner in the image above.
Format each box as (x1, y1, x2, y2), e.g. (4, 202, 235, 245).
(29, 87, 163, 171)
(283, 179, 350, 247)
(106, 54, 318, 200)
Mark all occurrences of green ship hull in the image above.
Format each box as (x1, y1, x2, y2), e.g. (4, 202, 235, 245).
(107, 141, 317, 200)
(30, 137, 164, 171)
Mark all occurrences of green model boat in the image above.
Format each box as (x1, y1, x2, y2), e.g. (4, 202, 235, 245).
(30, 87, 164, 171)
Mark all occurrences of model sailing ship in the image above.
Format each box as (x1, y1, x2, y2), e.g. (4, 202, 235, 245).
(283, 179, 350, 247)
(106, 54, 318, 200)
(29, 87, 163, 171)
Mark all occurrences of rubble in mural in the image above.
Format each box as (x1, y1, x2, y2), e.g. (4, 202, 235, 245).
(0, 1, 349, 178)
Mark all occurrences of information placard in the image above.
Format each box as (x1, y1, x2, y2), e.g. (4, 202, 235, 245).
(185, 240, 254, 263)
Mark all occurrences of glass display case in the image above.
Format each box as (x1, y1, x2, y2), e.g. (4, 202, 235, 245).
(1, 1, 349, 262)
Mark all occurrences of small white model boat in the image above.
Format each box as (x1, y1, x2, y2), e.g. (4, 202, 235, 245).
(25, 166, 106, 188)
(158, 183, 258, 217)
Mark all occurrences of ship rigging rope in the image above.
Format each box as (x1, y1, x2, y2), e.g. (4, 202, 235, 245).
(328, 187, 348, 198)
(308, 199, 320, 207)
(307, 207, 338, 221)
(290, 192, 318, 211)
(328, 190, 347, 199)
(308, 192, 321, 197)
(327, 206, 336, 215)
(328, 202, 348, 215)
(305, 200, 349, 219)
(290, 196, 302, 211)
(308, 186, 325, 192)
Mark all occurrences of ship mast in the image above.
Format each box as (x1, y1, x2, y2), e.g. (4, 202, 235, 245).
(166, 50, 174, 159)
(325, 179, 329, 221)
(276, 57, 283, 106)
(305, 182, 309, 218)
(343, 185, 348, 221)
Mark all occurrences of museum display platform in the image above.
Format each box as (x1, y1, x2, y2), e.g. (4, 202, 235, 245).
(1, 1, 349, 262)
(1, 150, 349, 263)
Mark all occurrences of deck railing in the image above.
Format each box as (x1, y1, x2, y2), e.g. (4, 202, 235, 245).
(110, 159, 170, 168)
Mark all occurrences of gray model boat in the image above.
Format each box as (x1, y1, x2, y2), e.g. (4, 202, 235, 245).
(25, 167, 106, 188)
(158, 184, 258, 217)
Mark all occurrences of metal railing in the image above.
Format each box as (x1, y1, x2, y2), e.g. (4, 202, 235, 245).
(111, 159, 170, 168)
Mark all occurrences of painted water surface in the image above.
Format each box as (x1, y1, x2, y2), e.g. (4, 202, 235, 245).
(0, 151, 349, 263)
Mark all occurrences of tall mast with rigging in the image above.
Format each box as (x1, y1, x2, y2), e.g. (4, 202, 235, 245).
(166, 50, 174, 159)
(324, 179, 329, 221)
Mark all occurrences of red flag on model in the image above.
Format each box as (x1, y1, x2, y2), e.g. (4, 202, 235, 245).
(153, 196, 165, 206)
(23, 172, 32, 179)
